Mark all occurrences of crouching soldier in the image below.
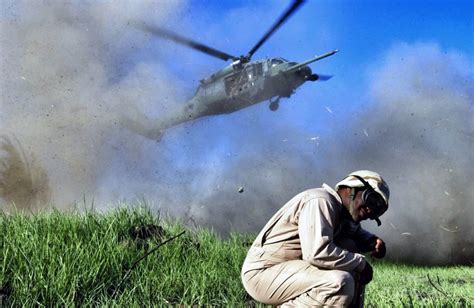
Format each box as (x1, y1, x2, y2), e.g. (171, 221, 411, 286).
(241, 170, 390, 307)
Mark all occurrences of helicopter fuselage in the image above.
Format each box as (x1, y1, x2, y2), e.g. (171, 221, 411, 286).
(122, 51, 336, 140)
(184, 57, 311, 118)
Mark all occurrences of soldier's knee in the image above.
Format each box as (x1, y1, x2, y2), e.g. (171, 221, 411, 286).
(306, 271, 355, 306)
(330, 271, 355, 297)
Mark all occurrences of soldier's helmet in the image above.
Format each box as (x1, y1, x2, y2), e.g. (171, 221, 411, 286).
(336, 170, 390, 224)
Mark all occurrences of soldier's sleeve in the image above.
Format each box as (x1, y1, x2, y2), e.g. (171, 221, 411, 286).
(351, 222, 377, 253)
(299, 197, 366, 272)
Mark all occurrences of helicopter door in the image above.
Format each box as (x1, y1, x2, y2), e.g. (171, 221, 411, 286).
(224, 69, 246, 97)
(224, 73, 239, 96)
(245, 65, 257, 87)
(225, 66, 258, 97)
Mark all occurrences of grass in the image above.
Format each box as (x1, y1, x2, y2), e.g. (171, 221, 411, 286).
(366, 261, 473, 307)
(1, 206, 473, 307)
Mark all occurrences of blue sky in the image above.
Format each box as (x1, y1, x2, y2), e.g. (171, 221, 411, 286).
(140, 0, 472, 126)
(153, 0, 472, 82)
(133, 0, 471, 149)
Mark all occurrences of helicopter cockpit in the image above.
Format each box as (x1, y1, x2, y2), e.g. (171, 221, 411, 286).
(270, 57, 288, 67)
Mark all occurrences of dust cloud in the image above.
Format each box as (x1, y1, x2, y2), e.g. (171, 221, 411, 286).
(0, 135, 51, 211)
(1, 1, 472, 266)
(179, 42, 473, 265)
(344, 42, 473, 265)
(0, 1, 186, 208)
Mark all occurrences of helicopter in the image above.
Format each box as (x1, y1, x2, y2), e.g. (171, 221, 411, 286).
(124, 0, 338, 140)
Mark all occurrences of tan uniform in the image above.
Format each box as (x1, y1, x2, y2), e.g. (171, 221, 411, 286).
(241, 184, 375, 307)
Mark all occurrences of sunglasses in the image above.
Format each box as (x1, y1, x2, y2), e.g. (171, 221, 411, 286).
(352, 175, 388, 226)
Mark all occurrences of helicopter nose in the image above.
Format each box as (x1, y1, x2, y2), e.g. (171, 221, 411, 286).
(298, 66, 312, 79)
(299, 66, 321, 82)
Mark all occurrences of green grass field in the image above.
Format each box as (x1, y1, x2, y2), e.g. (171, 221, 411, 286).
(1, 206, 472, 307)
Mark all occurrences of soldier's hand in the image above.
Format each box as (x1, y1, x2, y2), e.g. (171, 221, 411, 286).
(359, 261, 373, 285)
(371, 238, 386, 258)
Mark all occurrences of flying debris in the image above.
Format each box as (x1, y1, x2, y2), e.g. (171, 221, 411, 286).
(124, 0, 337, 140)
(439, 225, 459, 233)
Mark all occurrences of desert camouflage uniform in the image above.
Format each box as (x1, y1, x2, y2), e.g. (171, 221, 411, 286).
(241, 184, 375, 307)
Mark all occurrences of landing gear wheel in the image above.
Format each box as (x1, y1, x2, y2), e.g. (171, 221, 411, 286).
(269, 100, 279, 111)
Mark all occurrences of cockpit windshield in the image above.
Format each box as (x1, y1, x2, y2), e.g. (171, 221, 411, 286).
(270, 58, 287, 67)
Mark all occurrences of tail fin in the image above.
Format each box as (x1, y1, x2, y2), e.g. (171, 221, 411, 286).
(119, 116, 163, 141)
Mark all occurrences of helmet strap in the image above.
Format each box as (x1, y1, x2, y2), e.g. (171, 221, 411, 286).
(348, 188, 357, 220)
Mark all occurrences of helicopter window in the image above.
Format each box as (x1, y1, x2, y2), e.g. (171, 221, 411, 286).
(225, 67, 256, 96)
(245, 66, 256, 80)
(224, 73, 242, 96)
(271, 58, 284, 67)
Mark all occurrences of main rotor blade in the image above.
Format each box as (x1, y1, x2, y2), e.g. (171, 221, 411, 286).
(246, 0, 305, 60)
(133, 22, 237, 62)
